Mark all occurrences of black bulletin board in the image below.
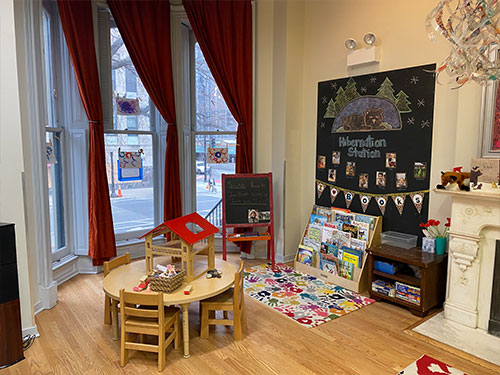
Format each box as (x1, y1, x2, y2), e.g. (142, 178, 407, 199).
(315, 64, 436, 242)
(222, 174, 271, 225)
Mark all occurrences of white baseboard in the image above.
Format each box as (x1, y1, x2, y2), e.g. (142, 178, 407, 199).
(76, 256, 99, 274)
(276, 253, 296, 263)
(33, 300, 44, 315)
(39, 281, 58, 310)
(22, 325, 39, 338)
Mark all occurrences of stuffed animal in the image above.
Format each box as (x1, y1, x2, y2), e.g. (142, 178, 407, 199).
(436, 167, 470, 191)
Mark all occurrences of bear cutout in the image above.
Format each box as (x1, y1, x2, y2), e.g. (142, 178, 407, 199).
(342, 114, 365, 131)
(341, 108, 384, 131)
(364, 108, 384, 130)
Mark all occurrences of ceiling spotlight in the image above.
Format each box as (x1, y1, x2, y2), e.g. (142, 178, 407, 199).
(345, 38, 357, 50)
(363, 33, 376, 46)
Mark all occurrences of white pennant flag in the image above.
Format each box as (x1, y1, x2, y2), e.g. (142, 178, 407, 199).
(375, 196, 387, 215)
(344, 191, 355, 208)
(410, 193, 424, 214)
(392, 195, 406, 215)
(317, 181, 326, 199)
(360, 195, 371, 213)
(330, 187, 339, 204)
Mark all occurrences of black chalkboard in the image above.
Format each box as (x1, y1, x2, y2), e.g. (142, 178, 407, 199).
(315, 64, 436, 244)
(222, 174, 272, 225)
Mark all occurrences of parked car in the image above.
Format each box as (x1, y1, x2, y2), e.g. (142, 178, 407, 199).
(196, 161, 210, 174)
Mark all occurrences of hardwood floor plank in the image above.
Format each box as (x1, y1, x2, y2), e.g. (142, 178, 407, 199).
(1, 254, 498, 375)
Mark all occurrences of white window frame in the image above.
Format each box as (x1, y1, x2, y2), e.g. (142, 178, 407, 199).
(42, 1, 71, 263)
(97, 6, 162, 243)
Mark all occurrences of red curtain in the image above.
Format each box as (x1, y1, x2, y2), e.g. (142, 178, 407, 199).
(107, 0, 181, 222)
(57, 0, 116, 266)
(184, 0, 253, 252)
(183, 0, 253, 174)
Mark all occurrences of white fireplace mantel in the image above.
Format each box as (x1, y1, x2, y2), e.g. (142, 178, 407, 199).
(434, 189, 500, 329)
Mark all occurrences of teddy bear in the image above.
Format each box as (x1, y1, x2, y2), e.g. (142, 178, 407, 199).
(436, 167, 470, 191)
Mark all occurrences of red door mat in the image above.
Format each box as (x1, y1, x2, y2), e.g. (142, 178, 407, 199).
(398, 355, 467, 375)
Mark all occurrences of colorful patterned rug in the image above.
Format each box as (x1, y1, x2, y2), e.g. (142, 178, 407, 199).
(243, 263, 374, 328)
(398, 355, 467, 375)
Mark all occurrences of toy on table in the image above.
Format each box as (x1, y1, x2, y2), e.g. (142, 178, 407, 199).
(206, 269, 222, 279)
(183, 285, 193, 295)
(133, 278, 149, 292)
(139, 212, 219, 282)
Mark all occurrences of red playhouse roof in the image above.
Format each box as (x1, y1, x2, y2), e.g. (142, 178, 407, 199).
(139, 212, 219, 245)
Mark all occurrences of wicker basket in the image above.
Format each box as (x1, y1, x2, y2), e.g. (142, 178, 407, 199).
(148, 270, 186, 293)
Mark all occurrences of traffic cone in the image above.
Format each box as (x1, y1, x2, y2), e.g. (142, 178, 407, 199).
(117, 185, 123, 197)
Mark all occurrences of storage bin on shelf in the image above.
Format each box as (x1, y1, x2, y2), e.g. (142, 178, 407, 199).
(380, 231, 417, 249)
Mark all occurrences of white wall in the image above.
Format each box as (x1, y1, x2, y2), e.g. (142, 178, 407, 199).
(255, 0, 483, 260)
(0, 0, 38, 333)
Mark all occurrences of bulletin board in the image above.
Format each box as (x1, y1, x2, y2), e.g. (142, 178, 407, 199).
(315, 64, 436, 242)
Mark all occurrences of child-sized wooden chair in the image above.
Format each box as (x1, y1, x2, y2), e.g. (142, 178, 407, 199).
(200, 261, 246, 341)
(119, 289, 180, 372)
(103, 253, 130, 334)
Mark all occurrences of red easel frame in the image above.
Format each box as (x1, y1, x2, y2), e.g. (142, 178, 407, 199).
(222, 173, 275, 267)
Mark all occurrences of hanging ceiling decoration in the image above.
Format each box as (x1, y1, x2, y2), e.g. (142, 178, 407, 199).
(426, 0, 500, 88)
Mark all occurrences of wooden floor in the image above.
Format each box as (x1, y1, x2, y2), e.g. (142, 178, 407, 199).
(2, 254, 498, 375)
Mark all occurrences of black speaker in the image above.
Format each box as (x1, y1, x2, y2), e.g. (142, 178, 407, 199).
(0, 223, 24, 368)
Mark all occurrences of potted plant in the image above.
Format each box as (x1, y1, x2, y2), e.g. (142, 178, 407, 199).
(419, 218, 450, 255)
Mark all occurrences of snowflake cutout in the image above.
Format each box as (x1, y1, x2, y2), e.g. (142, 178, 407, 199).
(319, 122, 325, 128)
(360, 87, 367, 93)
(410, 76, 419, 84)
(421, 120, 430, 128)
(407, 117, 415, 125)
(330, 82, 337, 90)
(321, 96, 327, 104)
(417, 99, 425, 107)
(369, 76, 377, 83)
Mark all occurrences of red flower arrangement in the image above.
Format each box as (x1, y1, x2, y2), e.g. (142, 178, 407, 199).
(420, 218, 450, 238)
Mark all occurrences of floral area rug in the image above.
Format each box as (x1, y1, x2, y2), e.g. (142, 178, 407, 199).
(398, 355, 467, 375)
(243, 263, 374, 328)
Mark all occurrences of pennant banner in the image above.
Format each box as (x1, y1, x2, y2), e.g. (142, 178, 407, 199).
(375, 196, 387, 215)
(315, 179, 429, 216)
(317, 181, 326, 199)
(410, 192, 424, 214)
(360, 195, 371, 213)
(330, 187, 339, 204)
(344, 191, 354, 208)
(392, 195, 406, 215)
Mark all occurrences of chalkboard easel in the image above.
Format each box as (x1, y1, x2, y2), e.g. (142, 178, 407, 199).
(222, 173, 275, 267)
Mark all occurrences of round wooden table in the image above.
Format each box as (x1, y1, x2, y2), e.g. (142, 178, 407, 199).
(103, 256, 236, 358)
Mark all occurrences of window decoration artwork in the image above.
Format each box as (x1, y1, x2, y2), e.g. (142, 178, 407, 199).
(118, 148, 143, 182)
(426, 0, 500, 87)
(116, 95, 140, 116)
(46, 140, 57, 164)
(207, 147, 228, 164)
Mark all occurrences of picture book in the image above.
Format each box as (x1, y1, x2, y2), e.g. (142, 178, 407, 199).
(342, 223, 359, 239)
(353, 221, 370, 242)
(303, 237, 321, 253)
(332, 230, 351, 248)
(320, 242, 338, 257)
(326, 221, 344, 231)
(297, 246, 314, 266)
(321, 226, 335, 244)
(341, 246, 363, 268)
(339, 259, 354, 280)
(350, 238, 367, 252)
(316, 207, 333, 222)
(320, 253, 338, 275)
(334, 212, 355, 224)
(310, 214, 328, 226)
(307, 224, 322, 242)
(354, 214, 376, 231)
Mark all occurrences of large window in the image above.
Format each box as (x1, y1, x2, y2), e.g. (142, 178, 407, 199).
(100, 15, 158, 241)
(192, 41, 237, 219)
(42, 5, 69, 262)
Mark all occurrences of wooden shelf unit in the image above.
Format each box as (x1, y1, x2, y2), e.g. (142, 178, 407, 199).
(294, 206, 382, 293)
(367, 244, 447, 317)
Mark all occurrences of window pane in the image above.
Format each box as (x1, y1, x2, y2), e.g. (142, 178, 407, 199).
(46, 132, 65, 251)
(110, 27, 150, 131)
(195, 134, 236, 218)
(42, 10, 56, 127)
(195, 43, 237, 131)
(105, 134, 154, 234)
